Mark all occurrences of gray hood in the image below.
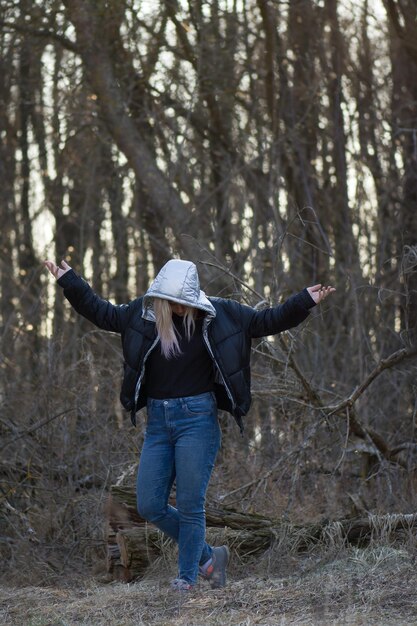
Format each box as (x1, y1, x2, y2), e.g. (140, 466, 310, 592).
(142, 259, 216, 321)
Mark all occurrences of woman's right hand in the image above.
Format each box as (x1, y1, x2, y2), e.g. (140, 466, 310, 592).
(44, 259, 72, 280)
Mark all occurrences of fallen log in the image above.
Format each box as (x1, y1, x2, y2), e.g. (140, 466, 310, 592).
(105, 485, 280, 581)
(107, 485, 276, 529)
(115, 526, 273, 581)
(105, 485, 417, 582)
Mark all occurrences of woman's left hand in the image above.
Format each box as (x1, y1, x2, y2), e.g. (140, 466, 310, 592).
(44, 259, 72, 280)
(307, 284, 336, 304)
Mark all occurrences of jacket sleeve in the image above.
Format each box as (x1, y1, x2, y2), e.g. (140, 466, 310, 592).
(57, 269, 132, 333)
(240, 288, 316, 338)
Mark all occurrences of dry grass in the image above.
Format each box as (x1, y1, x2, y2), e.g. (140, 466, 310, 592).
(1, 544, 416, 626)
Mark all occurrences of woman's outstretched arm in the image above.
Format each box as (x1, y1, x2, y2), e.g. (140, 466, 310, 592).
(44, 259, 131, 333)
(241, 283, 336, 338)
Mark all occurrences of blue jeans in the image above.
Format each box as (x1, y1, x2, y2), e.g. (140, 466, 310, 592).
(136, 392, 221, 584)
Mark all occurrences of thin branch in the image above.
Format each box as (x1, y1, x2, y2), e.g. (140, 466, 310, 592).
(279, 335, 324, 407)
(333, 406, 350, 473)
(327, 347, 417, 417)
(0, 408, 77, 452)
(0, 20, 78, 53)
(200, 260, 267, 302)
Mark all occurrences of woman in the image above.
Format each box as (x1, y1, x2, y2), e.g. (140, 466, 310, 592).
(45, 257, 335, 591)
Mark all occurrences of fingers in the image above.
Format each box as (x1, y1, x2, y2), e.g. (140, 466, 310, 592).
(307, 284, 336, 304)
(44, 259, 72, 280)
(44, 260, 58, 277)
(316, 286, 336, 301)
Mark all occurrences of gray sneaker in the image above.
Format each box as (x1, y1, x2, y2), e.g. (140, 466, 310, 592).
(201, 545, 230, 589)
(170, 577, 194, 591)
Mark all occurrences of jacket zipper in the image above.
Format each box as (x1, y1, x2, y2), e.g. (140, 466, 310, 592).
(133, 336, 160, 408)
(202, 317, 236, 410)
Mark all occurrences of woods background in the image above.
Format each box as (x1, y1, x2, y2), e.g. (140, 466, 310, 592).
(1, 0, 417, 586)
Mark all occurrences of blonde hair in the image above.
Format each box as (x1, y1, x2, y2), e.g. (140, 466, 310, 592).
(153, 298, 196, 359)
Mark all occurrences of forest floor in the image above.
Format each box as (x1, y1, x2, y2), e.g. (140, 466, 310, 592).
(1, 544, 417, 626)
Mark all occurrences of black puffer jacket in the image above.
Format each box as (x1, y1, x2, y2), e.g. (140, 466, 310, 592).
(58, 268, 315, 430)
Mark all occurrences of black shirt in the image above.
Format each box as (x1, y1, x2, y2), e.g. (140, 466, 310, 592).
(145, 314, 215, 399)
